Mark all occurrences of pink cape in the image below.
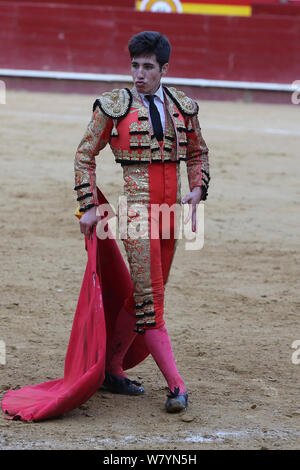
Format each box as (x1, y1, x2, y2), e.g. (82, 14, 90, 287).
(1, 190, 149, 422)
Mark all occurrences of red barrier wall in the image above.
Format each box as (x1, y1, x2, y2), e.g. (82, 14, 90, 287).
(0, 2, 299, 84)
(252, 2, 300, 15)
(0, 0, 135, 5)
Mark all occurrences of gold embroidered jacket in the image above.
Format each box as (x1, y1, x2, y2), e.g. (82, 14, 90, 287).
(74, 86, 210, 211)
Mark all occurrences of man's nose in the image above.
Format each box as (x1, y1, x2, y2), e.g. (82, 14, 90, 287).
(137, 67, 145, 78)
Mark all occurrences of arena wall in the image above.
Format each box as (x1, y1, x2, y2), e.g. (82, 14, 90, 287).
(0, 1, 299, 102)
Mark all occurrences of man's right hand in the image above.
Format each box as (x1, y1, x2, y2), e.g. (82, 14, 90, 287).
(79, 206, 100, 239)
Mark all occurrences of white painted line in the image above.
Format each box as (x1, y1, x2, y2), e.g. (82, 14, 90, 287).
(0, 68, 296, 92)
(2, 428, 300, 449)
(205, 124, 300, 137)
(82, 428, 300, 446)
(3, 110, 86, 121)
(0, 69, 133, 83)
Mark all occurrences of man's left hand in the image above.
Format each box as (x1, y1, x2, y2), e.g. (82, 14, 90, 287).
(182, 186, 202, 232)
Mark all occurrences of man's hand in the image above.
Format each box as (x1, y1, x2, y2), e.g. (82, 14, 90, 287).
(182, 186, 202, 233)
(79, 206, 100, 239)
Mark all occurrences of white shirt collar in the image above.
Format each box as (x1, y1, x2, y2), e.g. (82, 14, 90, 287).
(140, 84, 164, 103)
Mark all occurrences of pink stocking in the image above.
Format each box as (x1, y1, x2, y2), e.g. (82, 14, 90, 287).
(106, 306, 137, 378)
(144, 325, 186, 394)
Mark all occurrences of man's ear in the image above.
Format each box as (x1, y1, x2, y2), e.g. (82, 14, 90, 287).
(161, 63, 169, 77)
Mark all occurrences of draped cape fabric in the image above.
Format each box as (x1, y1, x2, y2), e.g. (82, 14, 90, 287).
(1, 190, 149, 422)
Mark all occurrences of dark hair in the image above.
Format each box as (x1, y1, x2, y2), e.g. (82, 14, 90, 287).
(128, 31, 171, 68)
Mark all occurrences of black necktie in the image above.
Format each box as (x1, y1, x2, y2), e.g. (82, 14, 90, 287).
(145, 94, 164, 142)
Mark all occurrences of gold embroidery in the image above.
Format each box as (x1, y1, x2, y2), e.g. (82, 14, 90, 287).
(121, 164, 158, 330)
(163, 144, 173, 152)
(97, 88, 131, 119)
(164, 86, 199, 116)
(74, 107, 111, 209)
(129, 133, 150, 148)
(129, 120, 151, 134)
(122, 164, 149, 200)
(108, 86, 209, 180)
(113, 148, 151, 162)
(137, 107, 149, 120)
(185, 115, 210, 195)
(129, 122, 140, 133)
(122, 196, 154, 326)
(128, 117, 152, 151)
(130, 136, 139, 145)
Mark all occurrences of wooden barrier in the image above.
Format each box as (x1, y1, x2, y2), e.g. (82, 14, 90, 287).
(0, 1, 299, 99)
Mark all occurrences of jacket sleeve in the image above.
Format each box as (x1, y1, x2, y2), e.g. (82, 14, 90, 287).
(74, 106, 113, 212)
(184, 112, 210, 200)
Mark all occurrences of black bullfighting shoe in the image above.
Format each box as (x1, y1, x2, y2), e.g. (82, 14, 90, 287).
(101, 371, 145, 396)
(165, 387, 188, 413)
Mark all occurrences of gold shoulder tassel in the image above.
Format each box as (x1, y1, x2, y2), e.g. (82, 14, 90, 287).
(111, 119, 119, 137)
(187, 118, 194, 131)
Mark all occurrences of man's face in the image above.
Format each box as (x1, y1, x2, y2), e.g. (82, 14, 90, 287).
(131, 54, 168, 95)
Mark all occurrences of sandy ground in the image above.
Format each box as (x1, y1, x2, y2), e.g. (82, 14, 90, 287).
(0, 89, 300, 450)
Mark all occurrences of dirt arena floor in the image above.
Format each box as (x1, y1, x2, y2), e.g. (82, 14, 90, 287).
(0, 89, 299, 450)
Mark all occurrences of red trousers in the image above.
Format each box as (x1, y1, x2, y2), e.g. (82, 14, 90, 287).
(122, 162, 181, 334)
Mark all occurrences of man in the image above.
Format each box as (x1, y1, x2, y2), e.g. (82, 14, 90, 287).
(74, 31, 210, 413)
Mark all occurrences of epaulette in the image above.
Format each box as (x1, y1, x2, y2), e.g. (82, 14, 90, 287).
(164, 86, 199, 117)
(93, 88, 132, 119)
